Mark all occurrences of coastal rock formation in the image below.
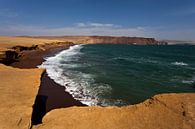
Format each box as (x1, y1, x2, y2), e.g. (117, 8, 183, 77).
(33, 36, 160, 45)
(0, 36, 74, 64)
(0, 64, 44, 129)
(34, 93, 195, 129)
(0, 36, 63, 49)
(0, 49, 19, 64)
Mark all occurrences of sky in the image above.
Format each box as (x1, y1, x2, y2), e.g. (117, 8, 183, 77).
(0, 0, 195, 40)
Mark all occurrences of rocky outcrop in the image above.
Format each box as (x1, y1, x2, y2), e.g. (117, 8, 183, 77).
(0, 36, 74, 64)
(34, 93, 195, 129)
(0, 45, 40, 64)
(0, 64, 44, 129)
(0, 49, 19, 64)
(12, 45, 39, 52)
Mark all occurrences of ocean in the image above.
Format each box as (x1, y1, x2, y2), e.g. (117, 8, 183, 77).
(39, 44, 195, 106)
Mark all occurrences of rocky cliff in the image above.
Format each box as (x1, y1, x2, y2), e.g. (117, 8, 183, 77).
(85, 36, 158, 44)
(33, 36, 159, 45)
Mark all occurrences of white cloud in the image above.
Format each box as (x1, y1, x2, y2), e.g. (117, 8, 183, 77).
(88, 23, 114, 27)
(76, 23, 86, 27)
(0, 23, 152, 37)
(75, 22, 120, 28)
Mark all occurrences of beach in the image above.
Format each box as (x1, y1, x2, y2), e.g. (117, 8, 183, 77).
(0, 36, 194, 129)
(9, 42, 86, 124)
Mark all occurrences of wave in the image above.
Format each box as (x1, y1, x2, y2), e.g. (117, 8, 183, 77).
(171, 62, 188, 66)
(182, 76, 195, 84)
(111, 57, 158, 64)
(182, 80, 194, 84)
(38, 44, 112, 106)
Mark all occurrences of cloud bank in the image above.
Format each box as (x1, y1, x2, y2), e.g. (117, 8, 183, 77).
(0, 23, 154, 37)
(0, 22, 195, 40)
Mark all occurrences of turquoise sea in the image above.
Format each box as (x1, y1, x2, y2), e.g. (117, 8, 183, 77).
(40, 44, 195, 106)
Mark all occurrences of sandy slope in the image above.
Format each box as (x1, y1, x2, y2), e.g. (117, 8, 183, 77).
(0, 36, 63, 50)
(0, 64, 44, 129)
(0, 36, 72, 64)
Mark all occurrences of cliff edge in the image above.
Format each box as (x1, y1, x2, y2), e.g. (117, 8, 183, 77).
(0, 64, 194, 129)
(34, 93, 195, 129)
(0, 64, 44, 129)
(33, 36, 160, 45)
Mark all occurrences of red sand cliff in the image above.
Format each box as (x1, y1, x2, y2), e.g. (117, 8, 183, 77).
(30, 36, 161, 45)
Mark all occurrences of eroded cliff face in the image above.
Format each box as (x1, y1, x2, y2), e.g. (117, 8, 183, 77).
(0, 36, 74, 65)
(0, 49, 19, 64)
(86, 36, 158, 44)
(33, 36, 159, 45)
(0, 45, 40, 64)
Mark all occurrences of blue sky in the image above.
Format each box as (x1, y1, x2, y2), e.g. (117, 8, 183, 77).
(0, 0, 195, 40)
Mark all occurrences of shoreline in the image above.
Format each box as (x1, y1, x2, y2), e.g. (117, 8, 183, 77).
(9, 43, 194, 110)
(0, 36, 194, 129)
(10, 43, 86, 113)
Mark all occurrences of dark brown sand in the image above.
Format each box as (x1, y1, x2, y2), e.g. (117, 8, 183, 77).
(11, 44, 71, 68)
(39, 72, 84, 112)
(10, 44, 86, 113)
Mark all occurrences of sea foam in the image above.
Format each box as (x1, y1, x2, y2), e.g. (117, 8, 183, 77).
(171, 62, 188, 66)
(38, 44, 112, 106)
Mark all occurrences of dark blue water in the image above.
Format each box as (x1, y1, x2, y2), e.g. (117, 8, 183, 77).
(41, 44, 195, 106)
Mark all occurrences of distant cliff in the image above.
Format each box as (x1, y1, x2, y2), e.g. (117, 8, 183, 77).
(84, 36, 158, 45)
(31, 36, 161, 45)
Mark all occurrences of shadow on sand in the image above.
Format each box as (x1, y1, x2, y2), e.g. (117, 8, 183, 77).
(31, 72, 86, 125)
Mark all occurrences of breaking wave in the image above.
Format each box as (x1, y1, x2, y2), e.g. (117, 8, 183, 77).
(171, 62, 188, 66)
(38, 45, 112, 106)
(38, 44, 195, 106)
